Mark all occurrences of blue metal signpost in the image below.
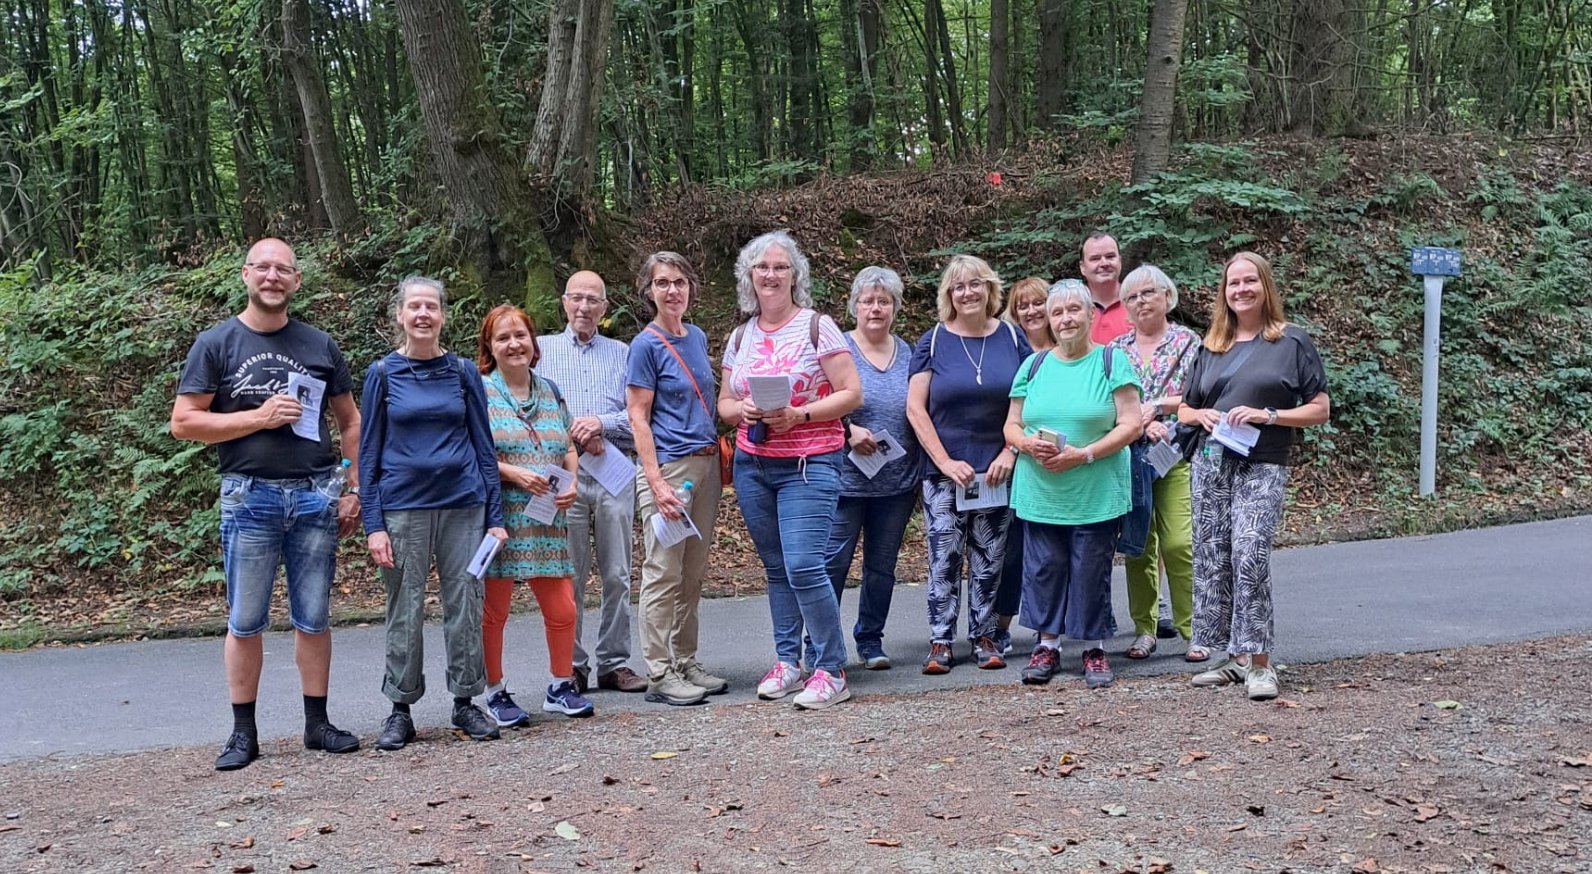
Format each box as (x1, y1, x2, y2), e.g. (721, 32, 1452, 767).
(1410, 247, 1461, 497)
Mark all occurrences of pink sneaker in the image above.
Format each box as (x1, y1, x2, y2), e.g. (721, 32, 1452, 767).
(756, 661, 804, 700)
(792, 669, 851, 710)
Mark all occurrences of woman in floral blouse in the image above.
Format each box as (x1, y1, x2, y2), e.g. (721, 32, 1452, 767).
(1108, 265, 1201, 660)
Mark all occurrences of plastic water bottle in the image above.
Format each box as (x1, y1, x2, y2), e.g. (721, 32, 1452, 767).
(673, 480, 694, 508)
(319, 458, 351, 498)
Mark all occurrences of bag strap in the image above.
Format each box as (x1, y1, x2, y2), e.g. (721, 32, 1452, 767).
(1201, 340, 1260, 409)
(1025, 343, 1115, 385)
(644, 325, 713, 419)
(734, 309, 824, 353)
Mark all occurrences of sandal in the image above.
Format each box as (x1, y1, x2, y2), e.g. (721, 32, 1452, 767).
(1125, 634, 1157, 660)
(1184, 644, 1211, 663)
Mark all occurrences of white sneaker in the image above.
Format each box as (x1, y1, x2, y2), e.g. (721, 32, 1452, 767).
(756, 661, 804, 700)
(792, 669, 851, 710)
(1245, 666, 1279, 701)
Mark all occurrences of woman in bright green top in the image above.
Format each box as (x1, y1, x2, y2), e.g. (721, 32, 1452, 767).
(1002, 280, 1141, 689)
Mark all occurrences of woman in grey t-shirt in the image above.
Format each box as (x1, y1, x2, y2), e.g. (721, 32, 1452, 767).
(818, 267, 922, 670)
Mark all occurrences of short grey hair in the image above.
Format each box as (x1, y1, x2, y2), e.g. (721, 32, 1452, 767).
(1046, 278, 1092, 316)
(734, 230, 812, 316)
(1121, 264, 1180, 309)
(847, 266, 904, 319)
(393, 275, 447, 318)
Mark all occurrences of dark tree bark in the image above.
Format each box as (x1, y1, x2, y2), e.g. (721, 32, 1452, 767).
(393, 0, 554, 299)
(988, 0, 1010, 150)
(1131, 0, 1189, 183)
(1036, 0, 1069, 127)
(839, 0, 884, 169)
(281, 0, 362, 234)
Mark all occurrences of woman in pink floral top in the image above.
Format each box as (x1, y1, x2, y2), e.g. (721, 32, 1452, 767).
(1108, 265, 1201, 660)
(717, 230, 862, 711)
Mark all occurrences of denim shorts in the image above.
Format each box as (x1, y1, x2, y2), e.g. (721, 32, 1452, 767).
(219, 473, 338, 636)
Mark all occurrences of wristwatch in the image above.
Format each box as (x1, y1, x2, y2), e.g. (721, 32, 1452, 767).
(1264, 407, 1278, 426)
(1084, 447, 1095, 464)
(348, 486, 360, 496)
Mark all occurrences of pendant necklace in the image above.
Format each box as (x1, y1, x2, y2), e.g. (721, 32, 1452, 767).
(958, 330, 988, 385)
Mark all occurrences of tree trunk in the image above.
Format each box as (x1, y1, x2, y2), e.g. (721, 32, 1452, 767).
(1131, 0, 1188, 183)
(393, 0, 553, 300)
(988, 0, 1009, 150)
(281, 0, 362, 234)
(527, 0, 615, 223)
(839, 0, 884, 169)
(1036, 0, 1068, 126)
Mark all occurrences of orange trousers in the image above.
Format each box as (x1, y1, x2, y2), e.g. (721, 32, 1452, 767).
(482, 576, 576, 685)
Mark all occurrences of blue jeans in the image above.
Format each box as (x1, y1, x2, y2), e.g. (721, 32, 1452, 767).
(1116, 441, 1155, 558)
(821, 489, 918, 656)
(219, 473, 339, 637)
(734, 450, 848, 673)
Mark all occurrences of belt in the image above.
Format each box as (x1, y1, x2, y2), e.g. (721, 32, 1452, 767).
(690, 444, 720, 457)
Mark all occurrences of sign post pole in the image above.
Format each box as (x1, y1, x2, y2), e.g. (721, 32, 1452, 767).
(1409, 247, 1461, 498)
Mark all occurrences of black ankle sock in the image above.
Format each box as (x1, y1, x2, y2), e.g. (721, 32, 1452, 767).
(391, 702, 410, 715)
(231, 701, 258, 735)
(453, 696, 472, 710)
(303, 694, 328, 727)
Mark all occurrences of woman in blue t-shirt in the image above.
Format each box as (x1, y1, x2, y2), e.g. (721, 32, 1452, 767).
(906, 255, 1031, 675)
(817, 266, 922, 671)
(358, 276, 507, 751)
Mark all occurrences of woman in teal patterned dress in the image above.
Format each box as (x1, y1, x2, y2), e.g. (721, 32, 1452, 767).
(474, 304, 591, 726)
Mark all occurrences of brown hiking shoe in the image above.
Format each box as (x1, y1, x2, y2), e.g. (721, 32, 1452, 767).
(597, 666, 648, 693)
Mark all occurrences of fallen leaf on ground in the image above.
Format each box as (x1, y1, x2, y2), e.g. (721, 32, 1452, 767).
(1146, 860, 1172, 873)
(1559, 753, 1592, 767)
(0, 825, 19, 834)
(1101, 804, 1127, 817)
(288, 863, 316, 871)
(1414, 805, 1440, 822)
(228, 837, 254, 850)
(602, 775, 619, 785)
(526, 801, 546, 813)
(554, 821, 581, 841)
(1432, 700, 1462, 710)
(1178, 751, 1209, 767)
(425, 799, 447, 808)
(650, 752, 678, 760)
(411, 859, 446, 868)
(316, 825, 334, 835)
(863, 838, 900, 847)
(231, 866, 254, 874)
(1351, 858, 1380, 873)
(1248, 734, 1271, 744)
(1225, 823, 1247, 832)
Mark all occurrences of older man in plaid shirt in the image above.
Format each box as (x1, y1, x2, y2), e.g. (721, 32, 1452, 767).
(536, 271, 647, 693)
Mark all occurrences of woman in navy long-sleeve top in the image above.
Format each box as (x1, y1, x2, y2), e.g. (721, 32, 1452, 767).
(358, 275, 507, 750)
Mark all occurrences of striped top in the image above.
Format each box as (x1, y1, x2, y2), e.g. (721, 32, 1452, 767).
(535, 326, 633, 452)
(722, 309, 849, 458)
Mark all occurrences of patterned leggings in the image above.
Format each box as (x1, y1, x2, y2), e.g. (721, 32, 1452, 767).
(921, 474, 1012, 644)
(1190, 451, 1289, 656)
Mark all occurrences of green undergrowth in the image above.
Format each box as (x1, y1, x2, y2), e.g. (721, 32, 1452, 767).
(2, 136, 1591, 643)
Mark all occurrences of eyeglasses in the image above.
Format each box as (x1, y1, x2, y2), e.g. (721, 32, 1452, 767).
(563, 294, 606, 307)
(246, 262, 298, 277)
(950, 280, 986, 296)
(752, 263, 792, 276)
(650, 277, 689, 292)
(1123, 288, 1166, 305)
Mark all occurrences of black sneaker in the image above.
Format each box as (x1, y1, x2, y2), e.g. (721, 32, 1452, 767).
(451, 703, 501, 741)
(1156, 617, 1178, 639)
(1021, 646, 1061, 685)
(214, 731, 259, 771)
(304, 722, 360, 753)
(376, 712, 415, 751)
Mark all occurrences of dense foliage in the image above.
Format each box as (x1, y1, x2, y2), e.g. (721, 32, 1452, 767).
(2, 137, 1590, 612)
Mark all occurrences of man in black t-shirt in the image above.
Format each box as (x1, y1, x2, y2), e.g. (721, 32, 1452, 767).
(171, 238, 363, 771)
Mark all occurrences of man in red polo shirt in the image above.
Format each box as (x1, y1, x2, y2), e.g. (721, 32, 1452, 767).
(1081, 232, 1129, 344)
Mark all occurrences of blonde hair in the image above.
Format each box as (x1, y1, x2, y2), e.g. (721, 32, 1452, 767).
(935, 254, 1003, 323)
(1205, 252, 1286, 353)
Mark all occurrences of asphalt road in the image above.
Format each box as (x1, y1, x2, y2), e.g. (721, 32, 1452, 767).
(2, 515, 1589, 761)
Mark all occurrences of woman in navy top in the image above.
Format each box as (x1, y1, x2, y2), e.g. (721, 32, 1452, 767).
(358, 276, 506, 750)
(906, 255, 1031, 675)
